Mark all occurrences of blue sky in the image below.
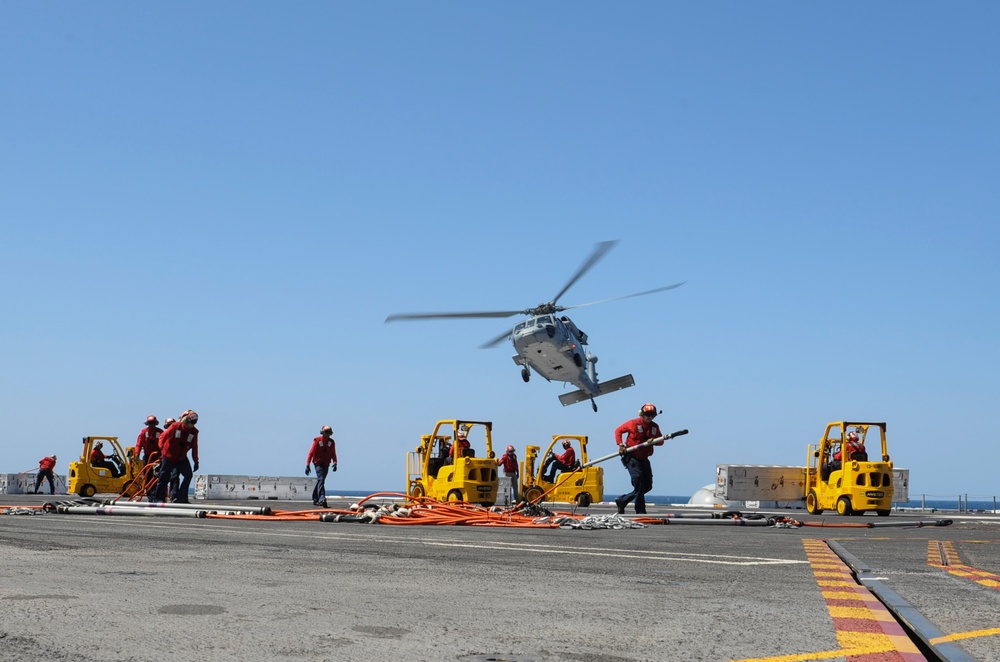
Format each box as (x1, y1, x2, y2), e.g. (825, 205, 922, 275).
(2, 3, 997, 500)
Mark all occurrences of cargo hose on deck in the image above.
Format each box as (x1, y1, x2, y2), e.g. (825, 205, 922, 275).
(802, 518, 953, 528)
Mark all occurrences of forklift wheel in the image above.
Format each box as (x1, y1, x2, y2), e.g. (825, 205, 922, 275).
(836, 496, 853, 516)
(876, 509, 891, 517)
(523, 486, 543, 503)
(806, 490, 823, 515)
(79, 484, 96, 498)
(575, 493, 592, 507)
(446, 490, 463, 503)
(410, 483, 424, 499)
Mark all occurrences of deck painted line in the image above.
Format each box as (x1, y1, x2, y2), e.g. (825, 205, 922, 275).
(804, 539, 926, 661)
(927, 540, 1000, 590)
(930, 627, 1000, 645)
(830, 540, 976, 662)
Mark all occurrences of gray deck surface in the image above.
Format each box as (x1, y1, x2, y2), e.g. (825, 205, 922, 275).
(2, 495, 998, 662)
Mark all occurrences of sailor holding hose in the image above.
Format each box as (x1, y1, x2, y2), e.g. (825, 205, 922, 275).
(613, 403, 664, 515)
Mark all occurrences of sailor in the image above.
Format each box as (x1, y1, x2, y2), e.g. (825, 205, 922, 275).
(153, 410, 199, 503)
(135, 415, 163, 463)
(34, 454, 58, 495)
(443, 425, 472, 465)
(306, 425, 338, 508)
(542, 440, 576, 483)
(497, 445, 520, 503)
(90, 440, 123, 477)
(823, 430, 866, 480)
(613, 403, 664, 515)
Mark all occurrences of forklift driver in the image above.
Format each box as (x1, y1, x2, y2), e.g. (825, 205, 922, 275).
(443, 426, 473, 465)
(542, 439, 577, 483)
(822, 431, 865, 482)
(90, 441, 123, 477)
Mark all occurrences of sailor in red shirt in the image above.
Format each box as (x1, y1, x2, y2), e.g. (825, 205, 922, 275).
(822, 430, 866, 481)
(306, 425, 338, 508)
(613, 403, 664, 515)
(443, 425, 472, 465)
(542, 439, 577, 483)
(496, 445, 520, 503)
(153, 410, 199, 503)
(90, 440, 123, 477)
(135, 415, 163, 463)
(34, 454, 58, 495)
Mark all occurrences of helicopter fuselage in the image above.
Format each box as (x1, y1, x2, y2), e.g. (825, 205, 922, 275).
(511, 314, 597, 393)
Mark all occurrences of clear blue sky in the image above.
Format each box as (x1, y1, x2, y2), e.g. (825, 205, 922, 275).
(2, 3, 997, 499)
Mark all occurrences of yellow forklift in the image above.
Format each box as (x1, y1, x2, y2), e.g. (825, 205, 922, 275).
(805, 421, 894, 516)
(521, 434, 603, 506)
(67, 436, 147, 498)
(406, 419, 499, 505)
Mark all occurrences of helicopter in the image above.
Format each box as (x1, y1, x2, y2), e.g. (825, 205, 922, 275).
(385, 240, 684, 411)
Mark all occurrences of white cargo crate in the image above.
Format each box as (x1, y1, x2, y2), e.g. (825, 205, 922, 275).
(716, 465, 910, 504)
(892, 468, 909, 503)
(496, 476, 515, 507)
(195, 474, 316, 500)
(0, 473, 68, 495)
(715, 465, 808, 502)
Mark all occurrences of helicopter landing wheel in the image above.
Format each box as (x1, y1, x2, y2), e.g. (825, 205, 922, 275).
(521, 367, 530, 382)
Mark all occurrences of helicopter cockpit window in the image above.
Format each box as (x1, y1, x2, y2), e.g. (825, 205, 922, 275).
(536, 316, 550, 325)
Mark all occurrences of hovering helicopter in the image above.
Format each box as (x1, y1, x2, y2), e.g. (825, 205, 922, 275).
(385, 240, 684, 411)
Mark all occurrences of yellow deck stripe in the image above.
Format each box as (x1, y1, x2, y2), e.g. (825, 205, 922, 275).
(927, 540, 1000, 590)
(930, 626, 1000, 644)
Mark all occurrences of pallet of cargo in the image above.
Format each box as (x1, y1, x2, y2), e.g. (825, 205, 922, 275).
(194, 474, 316, 500)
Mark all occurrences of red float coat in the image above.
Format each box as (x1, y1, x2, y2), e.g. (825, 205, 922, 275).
(834, 440, 865, 461)
(91, 447, 106, 462)
(497, 451, 518, 473)
(159, 421, 199, 464)
(554, 446, 576, 466)
(135, 425, 163, 458)
(39, 456, 56, 471)
(444, 438, 471, 458)
(614, 417, 662, 460)
(307, 436, 337, 467)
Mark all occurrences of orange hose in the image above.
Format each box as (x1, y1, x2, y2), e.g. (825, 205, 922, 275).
(5, 489, 579, 528)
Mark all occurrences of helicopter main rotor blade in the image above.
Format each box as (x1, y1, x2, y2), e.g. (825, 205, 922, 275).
(562, 281, 686, 310)
(385, 310, 524, 323)
(549, 240, 618, 307)
(478, 328, 514, 349)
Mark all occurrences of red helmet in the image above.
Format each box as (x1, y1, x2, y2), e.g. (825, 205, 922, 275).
(321, 425, 333, 434)
(164, 418, 176, 427)
(640, 403, 659, 417)
(506, 445, 515, 453)
(181, 410, 199, 425)
(146, 415, 159, 426)
(562, 439, 572, 449)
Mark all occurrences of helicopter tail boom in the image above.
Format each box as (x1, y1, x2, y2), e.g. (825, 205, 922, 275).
(558, 374, 635, 407)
